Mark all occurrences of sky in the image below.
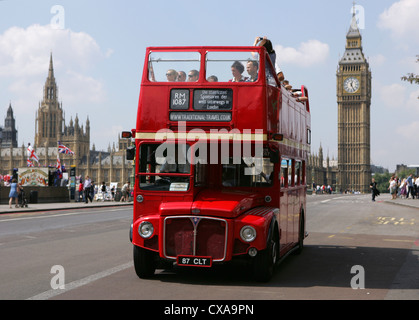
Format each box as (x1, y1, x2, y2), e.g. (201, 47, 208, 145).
(0, 0, 418, 172)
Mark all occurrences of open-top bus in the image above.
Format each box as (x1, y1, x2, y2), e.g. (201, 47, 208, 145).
(123, 46, 311, 281)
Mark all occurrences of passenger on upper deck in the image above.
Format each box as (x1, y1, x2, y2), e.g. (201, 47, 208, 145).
(188, 70, 199, 82)
(207, 75, 218, 82)
(166, 69, 178, 82)
(253, 36, 284, 82)
(246, 60, 258, 82)
(253, 36, 276, 67)
(177, 71, 186, 82)
(229, 61, 248, 82)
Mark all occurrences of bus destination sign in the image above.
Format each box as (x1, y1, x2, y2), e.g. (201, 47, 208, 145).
(193, 89, 233, 110)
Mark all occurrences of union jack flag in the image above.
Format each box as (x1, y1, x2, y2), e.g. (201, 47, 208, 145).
(58, 141, 74, 155)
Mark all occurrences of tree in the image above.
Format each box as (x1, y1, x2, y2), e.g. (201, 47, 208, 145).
(401, 55, 419, 98)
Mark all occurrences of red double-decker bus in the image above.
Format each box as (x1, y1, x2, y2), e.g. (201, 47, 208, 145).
(124, 46, 311, 281)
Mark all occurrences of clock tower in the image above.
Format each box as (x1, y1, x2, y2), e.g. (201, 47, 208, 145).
(337, 7, 372, 193)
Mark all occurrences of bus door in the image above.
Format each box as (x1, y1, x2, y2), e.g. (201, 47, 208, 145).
(280, 158, 293, 251)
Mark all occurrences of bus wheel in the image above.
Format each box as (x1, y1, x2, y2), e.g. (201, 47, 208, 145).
(133, 245, 156, 278)
(253, 232, 279, 282)
(295, 214, 305, 255)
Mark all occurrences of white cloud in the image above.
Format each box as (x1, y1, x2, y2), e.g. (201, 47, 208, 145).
(377, 0, 419, 42)
(274, 40, 330, 67)
(378, 83, 406, 109)
(369, 54, 386, 68)
(396, 121, 419, 138)
(0, 24, 105, 78)
(62, 70, 106, 104)
(406, 88, 419, 111)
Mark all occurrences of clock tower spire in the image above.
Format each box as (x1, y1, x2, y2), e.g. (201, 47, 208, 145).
(336, 5, 372, 193)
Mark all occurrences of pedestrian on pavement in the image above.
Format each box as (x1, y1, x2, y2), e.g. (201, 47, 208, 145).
(389, 176, 397, 200)
(8, 178, 19, 208)
(83, 176, 93, 203)
(370, 178, 379, 201)
(101, 181, 107, 201)
(406, 174, 415, 199)
(120, 181, 130, 202)
(415, 176, 419, 199)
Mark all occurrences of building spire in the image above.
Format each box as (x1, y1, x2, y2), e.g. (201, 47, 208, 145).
(48, 52, 55, 80)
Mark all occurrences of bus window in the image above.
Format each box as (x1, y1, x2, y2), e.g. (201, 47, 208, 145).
(205, 51, 260, 83)
(148, 51, 200, 82)
(222, 157, 273, 187)
(295, 161, 301, 185)
(139, 143, 191, 191)
(280, 158, 292, 188)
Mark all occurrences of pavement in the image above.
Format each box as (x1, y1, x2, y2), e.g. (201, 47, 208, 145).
(381, 196, 419, 210)
(0, 200, 132, 214)
(1, 194, 419, 215)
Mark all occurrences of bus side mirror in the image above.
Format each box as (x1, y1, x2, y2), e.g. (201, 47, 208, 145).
(126, 146, 135, 161)
(270, 149, 279, 163)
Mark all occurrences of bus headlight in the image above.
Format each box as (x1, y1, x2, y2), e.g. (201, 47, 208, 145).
(240, 226, 257, 242)
(138, 221, 154, 239)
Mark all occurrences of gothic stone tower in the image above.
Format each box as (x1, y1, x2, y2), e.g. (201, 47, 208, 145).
(34, 54, 90, 162)
(35, 53, 64, 148)
(1, 102, 18, 148)
(337, 9, 372, 193)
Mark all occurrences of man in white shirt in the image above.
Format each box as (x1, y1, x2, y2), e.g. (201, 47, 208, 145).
(83, 176, 93, 203)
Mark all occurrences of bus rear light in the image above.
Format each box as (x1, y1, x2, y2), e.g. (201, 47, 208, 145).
(240, 226, 257, 243)
(136, 195, 144, 203)
(138, 221, 154, 239)
(272, 133, 283, 141)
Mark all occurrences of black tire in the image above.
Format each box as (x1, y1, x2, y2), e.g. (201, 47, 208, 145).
(133, 245, 156, 278)
(295, 214, 305, 255)
(253, 230, 279, 282)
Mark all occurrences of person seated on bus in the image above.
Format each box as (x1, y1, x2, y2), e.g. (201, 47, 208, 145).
(166, 69, 178, 82)
(292, 90, 302, 98)
(246, 60, 258, 82)
(283, 80, 292, 91)
(207, 75, 218, 82)
(159, 147, 190, 174)
(229, 61, 248, 82)
(188, 70, 199, 82)
(177, 71, 186, 82)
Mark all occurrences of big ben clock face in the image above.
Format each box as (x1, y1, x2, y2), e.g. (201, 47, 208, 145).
(343, 77, 360, 93)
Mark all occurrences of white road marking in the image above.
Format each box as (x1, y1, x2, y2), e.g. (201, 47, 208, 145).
(0, 208, 125, 223)
(27, 262, 133, 300)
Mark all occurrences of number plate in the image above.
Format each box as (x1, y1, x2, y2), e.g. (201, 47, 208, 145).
(177, 256, 212, 267)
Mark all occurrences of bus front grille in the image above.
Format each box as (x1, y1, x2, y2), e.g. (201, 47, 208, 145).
(163, 216, 227, 261)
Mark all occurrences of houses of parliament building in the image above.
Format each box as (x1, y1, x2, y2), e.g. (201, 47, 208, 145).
(0, 54, 133, 185)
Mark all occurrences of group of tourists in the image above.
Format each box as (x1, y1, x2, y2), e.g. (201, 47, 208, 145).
(387, 174, 419, 200)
